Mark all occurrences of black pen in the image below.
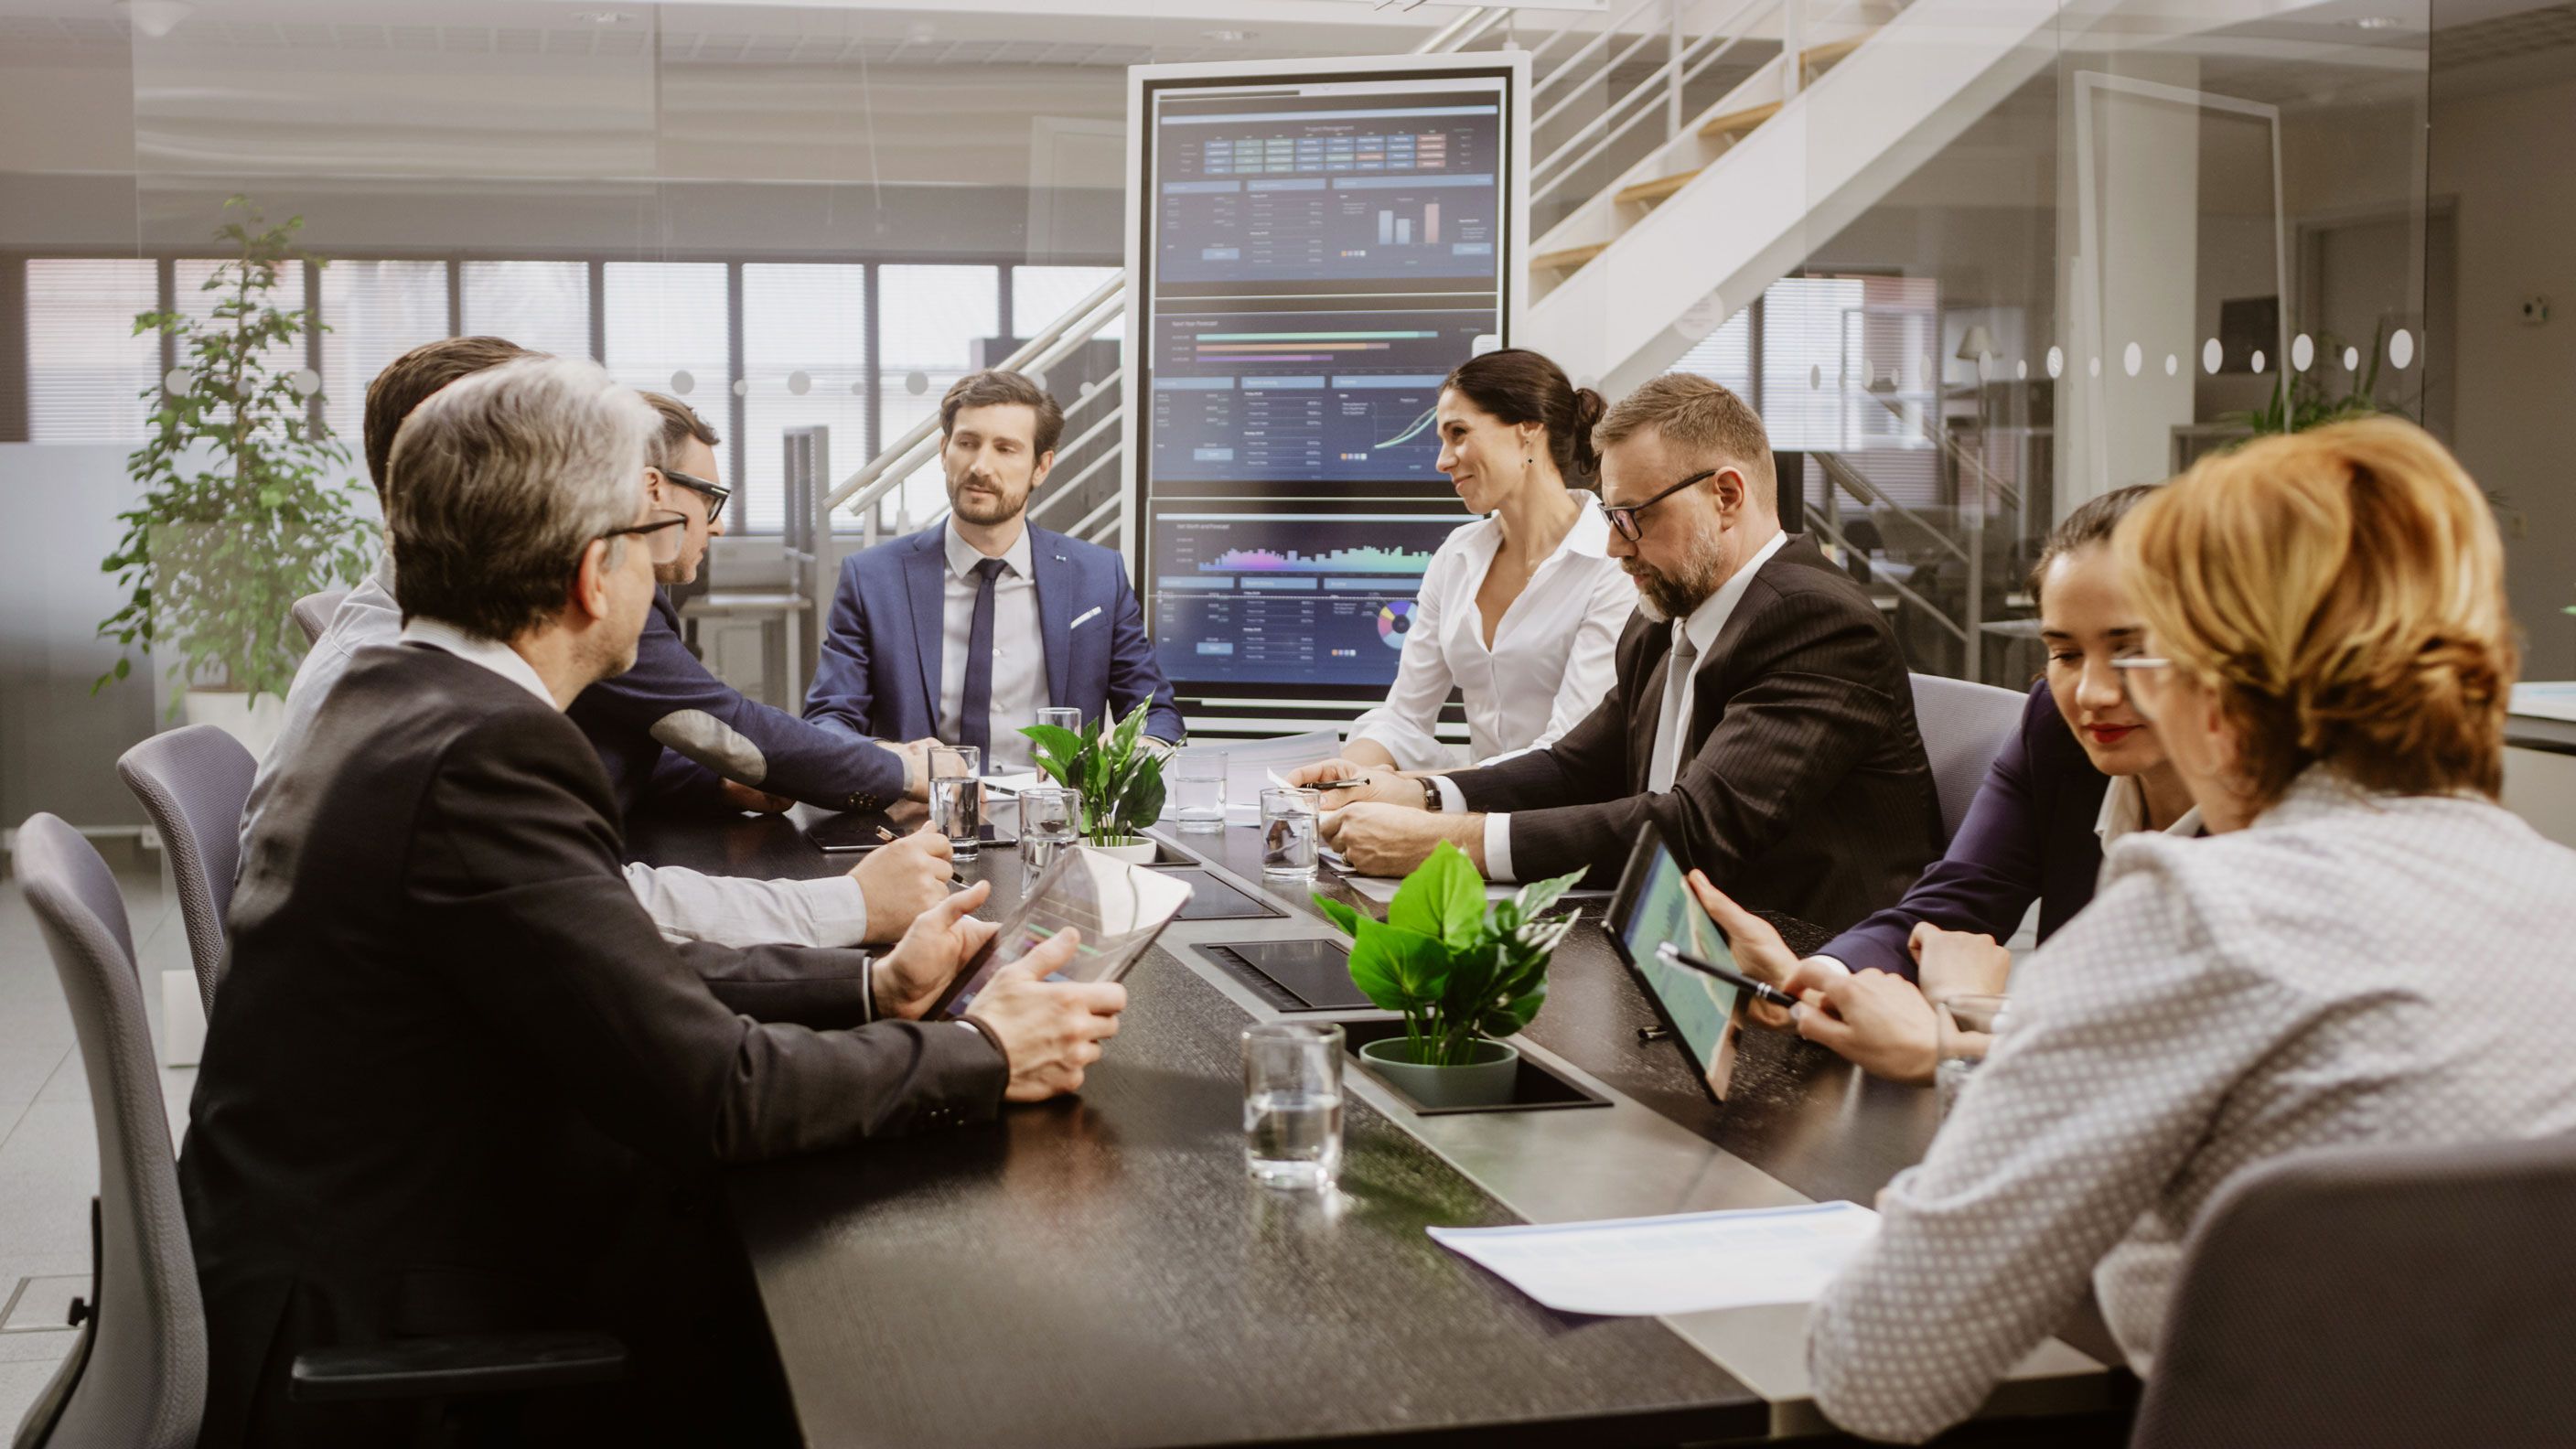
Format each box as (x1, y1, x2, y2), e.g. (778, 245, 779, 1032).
(1304, 777, 1370, 791)
(1656, 942, 1804, 1011)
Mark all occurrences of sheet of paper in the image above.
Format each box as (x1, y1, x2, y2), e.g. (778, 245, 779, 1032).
(2511, 682, 2576, 724)
(1335, 872, 1608, 907)
(1427, 1202, 1880, 1316)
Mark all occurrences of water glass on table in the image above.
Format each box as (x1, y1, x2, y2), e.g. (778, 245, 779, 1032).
(1170, 746, 1229, 834)
(1242, 1022, 1345, 1190)
(1018, 786, 1076, 878)
(1034, 706, 1084, 737)
(928, 745, 982, 860)
(1259, 787, 1319, 877)
(1932, 993, 2012, 1117)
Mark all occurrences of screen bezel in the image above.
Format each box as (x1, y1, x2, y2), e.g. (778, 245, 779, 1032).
(1604, 823, 1745, 1104)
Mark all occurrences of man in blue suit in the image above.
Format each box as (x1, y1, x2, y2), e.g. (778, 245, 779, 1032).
(807, 370, 1183, 769)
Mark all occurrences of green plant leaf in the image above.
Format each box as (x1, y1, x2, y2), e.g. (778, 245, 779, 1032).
(1312, 895, 1363, 939)
(1388, 839, 1484, 944)
(1511, 869, 1588, 923)
(1346, 918, 1447, 1016)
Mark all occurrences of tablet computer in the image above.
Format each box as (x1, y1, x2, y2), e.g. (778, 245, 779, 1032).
(925, 846, 1195, 1019)
(1605, 824, 1746, 1102)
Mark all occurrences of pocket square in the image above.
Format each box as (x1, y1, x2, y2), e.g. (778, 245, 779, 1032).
(1068, 606, 1103, 630)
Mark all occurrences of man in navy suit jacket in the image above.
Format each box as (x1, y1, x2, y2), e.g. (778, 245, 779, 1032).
(806, 370, 1183, 767)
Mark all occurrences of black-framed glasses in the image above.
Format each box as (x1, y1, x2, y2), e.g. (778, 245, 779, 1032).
(660, 467, 729, 527)
(2109, 654, 2174, 719)
(606, 510, 690, 567)
(1603, 467, 1720, 542)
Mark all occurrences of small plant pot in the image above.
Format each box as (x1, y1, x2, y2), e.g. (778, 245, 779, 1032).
(1358, 1036, 1520, 1110)
(1088, 837, 1161, 864)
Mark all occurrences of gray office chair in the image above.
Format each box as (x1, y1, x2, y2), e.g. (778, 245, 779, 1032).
(1907, 673, 2024, 845)
(2132, 1133, 2576, 1448)
(11, 813, 207, 1449)
(288, 589, 347, 648)
(117, 725, 257, 1015)
(9, 815, 625, 1449)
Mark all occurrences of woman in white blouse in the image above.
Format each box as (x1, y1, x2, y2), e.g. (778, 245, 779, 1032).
(1803, 418, 2576, 1444)
(1340, 349, 1636, 770)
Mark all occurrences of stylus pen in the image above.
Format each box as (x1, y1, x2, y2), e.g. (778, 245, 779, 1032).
(1304, 778, 1370, 791)
(1656, 942, 1804, 1011)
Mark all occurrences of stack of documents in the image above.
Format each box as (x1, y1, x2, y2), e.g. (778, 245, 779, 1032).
(1427, 1202, 1879, 1316)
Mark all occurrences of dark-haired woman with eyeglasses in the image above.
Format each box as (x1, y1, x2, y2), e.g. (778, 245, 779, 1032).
(1338, 349, 1637, 770)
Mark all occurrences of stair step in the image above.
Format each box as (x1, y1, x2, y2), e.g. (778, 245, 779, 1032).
(1697, 100, 1783, 141)
(1532, 242, 1612, 272)
(1799, 31, 1876, 77)
(1615, 168, 1703, 207)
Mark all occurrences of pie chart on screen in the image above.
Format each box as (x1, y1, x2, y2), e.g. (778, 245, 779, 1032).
(1378, 600, 1415, 648)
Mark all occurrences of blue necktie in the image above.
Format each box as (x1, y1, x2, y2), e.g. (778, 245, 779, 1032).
(960, 557, 1007, 762)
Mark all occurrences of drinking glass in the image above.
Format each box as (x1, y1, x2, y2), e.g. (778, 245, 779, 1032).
(929, 745, 982, 860)
(1932, 993, 2012, 1117)
(1034, 706, 1084, 738)
(1018, 786, 1076, 878)
(1242, 1022, 1344, 1190)
(1171, 746, 1229, 833)
(1259, 787, 1319, 877)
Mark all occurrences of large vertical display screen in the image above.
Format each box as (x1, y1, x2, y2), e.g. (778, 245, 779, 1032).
(1136, 67, 1516, 699)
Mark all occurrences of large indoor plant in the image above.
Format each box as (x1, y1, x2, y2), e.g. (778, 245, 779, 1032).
(95, 198, 375, 749)
(1315, 843, 1584, 1109)
(1022, 702, 1168, 863)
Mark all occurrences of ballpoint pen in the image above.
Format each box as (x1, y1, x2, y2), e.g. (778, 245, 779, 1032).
(1656, 941, 1804, 1011)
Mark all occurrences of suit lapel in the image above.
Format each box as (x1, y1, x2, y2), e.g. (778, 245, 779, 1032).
(1030, 528, 1077, 712)
(902, 534, 946, 723)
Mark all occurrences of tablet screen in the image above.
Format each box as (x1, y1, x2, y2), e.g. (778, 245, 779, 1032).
(1607, 827, 1744, 1100)
(931, 848, 1194, 1018)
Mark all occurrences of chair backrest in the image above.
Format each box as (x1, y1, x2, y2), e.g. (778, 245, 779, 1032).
(2132, 1133, 2576, 1448)
(10, 816, 207, 1449)
(1906, 673, 2025, 845)
(116, 725, 258, 1014)
(289, 589, 348, 648)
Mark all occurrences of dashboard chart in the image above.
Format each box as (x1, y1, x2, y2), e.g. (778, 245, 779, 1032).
(1152, 509, 1459, 686)
(1151, 307, 1494, 484)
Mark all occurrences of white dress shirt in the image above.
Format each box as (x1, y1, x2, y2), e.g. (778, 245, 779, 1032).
(1347, 496, 1632, 771)
(1435, 529, 1787, 882)
(1808, 770, 2576, 1443)
(252, 612, 867, 950)
(936, 521, 1049, 773)
(2093, 772, 2204, 845)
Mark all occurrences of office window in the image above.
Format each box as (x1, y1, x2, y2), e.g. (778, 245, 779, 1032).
(26, 259, 160, 444)
(602, 261, 728, 456)
(1667, 304, 1755, 402)
(879, 264, 1000, 525)
(318, 260, 449, 447)
(740, 263, 868, 534)
(1012, 264, 1122, 346)
(460, 261, 590, 360)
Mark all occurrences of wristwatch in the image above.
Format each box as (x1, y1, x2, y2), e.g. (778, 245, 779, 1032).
(1418, 776, 1443, 812)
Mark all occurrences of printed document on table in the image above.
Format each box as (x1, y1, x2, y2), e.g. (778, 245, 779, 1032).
(2512, 682, 2576, 724)
(1427, 1202, 1880, 1316)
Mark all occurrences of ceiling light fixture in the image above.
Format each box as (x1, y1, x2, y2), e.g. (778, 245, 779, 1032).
(2348, 15, 2402, 28)
(1203, 28, 1249, 42)
(115, 0, 194, 38)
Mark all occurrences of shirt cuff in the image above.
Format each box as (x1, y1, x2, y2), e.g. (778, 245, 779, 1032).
(1482, 812, 1516, 884)
(1805, 954, 1855, 979)
(788, 874, 873, 949)
(1430, 775, 1466, 812)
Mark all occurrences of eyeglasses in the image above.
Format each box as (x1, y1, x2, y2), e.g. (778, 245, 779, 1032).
(605, 510, 690, 568)
(1603, 467, 1720, 542)
(2109, 654, 2174, 719)
(660, 467, 729, 527)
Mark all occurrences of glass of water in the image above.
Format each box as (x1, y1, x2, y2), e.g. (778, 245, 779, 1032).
(1259, 787, 1319, 877)
(928, 744, 982, 860)
(1171, 746, 1228, 834)
(1034, 706, 1084, 739)
(1018, 786, 1075, 878)
(1243, 1021, 1344, 1190)
(1932, 993, 2012, 1117)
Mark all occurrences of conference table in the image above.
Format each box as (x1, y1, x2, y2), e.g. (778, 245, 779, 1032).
(628, 807, 2129, 1448)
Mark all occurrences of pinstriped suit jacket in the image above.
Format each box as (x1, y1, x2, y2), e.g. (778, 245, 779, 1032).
(1445, 533, 1941, 931)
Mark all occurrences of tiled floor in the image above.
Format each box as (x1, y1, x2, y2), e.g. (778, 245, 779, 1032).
(0, 840, 196, 1432)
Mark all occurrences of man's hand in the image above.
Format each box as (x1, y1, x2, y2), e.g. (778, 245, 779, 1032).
(1789, 970, 1941, 1086)
(852, 826, 954, 945)
(718, 779, 793, 814)
(964, 939, 1128, 1102)
(870, 878, 996, 1021)
(886, 737, 942, 802)
(1318, 802, 1482, 877)
(1684, 870, 1806, 1026)
(1910, 923, 2012, 1001)
(1283, 757, 1418, 810)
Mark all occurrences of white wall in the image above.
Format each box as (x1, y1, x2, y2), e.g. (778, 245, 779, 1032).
(0, 445, 157, 832)
(2431, 74, 2576, 682)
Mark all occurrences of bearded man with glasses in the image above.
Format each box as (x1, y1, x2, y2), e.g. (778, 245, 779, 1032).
(1296, 373, 1941, 931)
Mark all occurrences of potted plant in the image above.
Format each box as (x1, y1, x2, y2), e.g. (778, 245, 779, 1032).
(1314, 843, 1584, 1109)
(1022, 702, 1168, 864)
(95, 198, 375, 755)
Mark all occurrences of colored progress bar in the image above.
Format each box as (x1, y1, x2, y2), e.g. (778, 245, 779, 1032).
(1195, 331, 1443, 341)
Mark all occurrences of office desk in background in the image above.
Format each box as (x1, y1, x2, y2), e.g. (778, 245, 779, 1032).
(628, 810, 2126, 1448)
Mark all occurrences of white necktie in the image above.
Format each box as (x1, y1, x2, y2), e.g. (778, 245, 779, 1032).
(1648, 626, 1700, 793)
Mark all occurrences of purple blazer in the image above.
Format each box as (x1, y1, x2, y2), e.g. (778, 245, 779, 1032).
(1815, 681, 2115, 980)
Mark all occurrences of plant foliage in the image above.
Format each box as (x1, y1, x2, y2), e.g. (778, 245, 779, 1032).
(2223, 322, 2396, 438)
(1021, 701, 1168, 845)
(1313, 842, 1583, 1068)
(96, 198, 374, 707)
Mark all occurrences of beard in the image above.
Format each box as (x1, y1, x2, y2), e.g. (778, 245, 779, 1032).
(947, 470, 1030, 526)
(1625, 521, 1733, 623)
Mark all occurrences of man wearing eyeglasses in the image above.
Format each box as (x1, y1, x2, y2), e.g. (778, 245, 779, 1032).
(1295, 373, 1941, 931)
